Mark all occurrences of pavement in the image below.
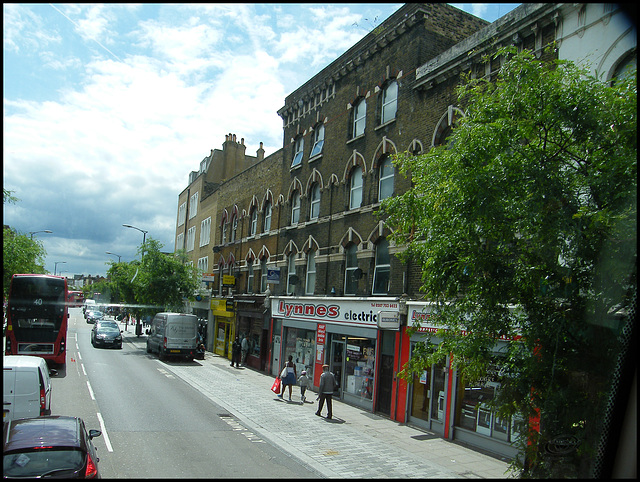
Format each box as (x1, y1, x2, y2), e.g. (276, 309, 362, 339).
(121, 324, 514, 479)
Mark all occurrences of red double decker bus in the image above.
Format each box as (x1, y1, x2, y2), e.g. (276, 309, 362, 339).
(67, 290, 84, 307)
(5, 274, 69, 365)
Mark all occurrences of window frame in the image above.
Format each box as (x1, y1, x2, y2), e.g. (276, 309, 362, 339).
(291, 136, 304, 167)
(349, 168, 363, 210)
(309, 124, 325, 158)
(344, 244, 359, 295)
(263, 201, 272, 233)
(353, 98, 366, 138)
(260, 259, 268, 293)
(247, 260, 254, 294)
(291, 191, 301, 225)
(372, 238, 391, 295)
(287, 253, 296, 295)
(381, 80, 398, 124)
(309, 183, 321, 220)
(250, 208, 258, 236)
(378, 157, 394, 201)
(305, 250, 316, 295)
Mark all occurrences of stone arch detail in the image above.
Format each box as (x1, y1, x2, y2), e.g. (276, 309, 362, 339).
(342, 150, 367, 184)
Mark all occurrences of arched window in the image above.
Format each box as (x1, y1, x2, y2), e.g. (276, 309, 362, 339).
(263, 201, 272, 232)
(352, 98, 366, 138)
(310, 124, 325, 158)
(344, 244, 358, 295)
(230, 213, 238, 242)
(372, 238, 390, 295)
(287, 253, 297, 295)
(381, 80, 398, 124)
(305, 250, 316, 295)
(247, 259, 254, 294)
(292, 136, 304, 167)
(309, 183, 321, 220)
(378, 157, 394, 201)
(250, 208, 258, 236)
(291, 191, 301, 225)
(221, 220, 228, 244)
(349, 168, 363, 210)
(260, 258, 268, 293)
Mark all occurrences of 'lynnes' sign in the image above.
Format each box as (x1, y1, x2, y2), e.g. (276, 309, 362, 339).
(273, 299, 399, 328)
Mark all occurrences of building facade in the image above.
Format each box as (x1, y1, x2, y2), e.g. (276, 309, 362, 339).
(175, 3, 636, 459)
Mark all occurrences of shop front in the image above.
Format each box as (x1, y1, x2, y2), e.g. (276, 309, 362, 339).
(405, 302, 520, 459)
(211, 298, 234, 358)
(235, 295, 269, 371)
(271, 296, 400, 413)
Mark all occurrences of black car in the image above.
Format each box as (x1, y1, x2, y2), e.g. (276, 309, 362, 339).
(85, 310, 104, 324)
(3, 416, 102, 479)
(91, 321, 122, 349)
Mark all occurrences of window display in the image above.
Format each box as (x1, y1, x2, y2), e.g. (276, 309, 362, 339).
(282, 327, 316, 381)
(343, 337, 375, 400)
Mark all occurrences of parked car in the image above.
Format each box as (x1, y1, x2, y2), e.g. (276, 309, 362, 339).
(91, 321, 122, 349)
(3, 355, 55, 422)
(85, 311, 104, 324)
(3, 416, 102, 479)
(146, 312, 198, 361)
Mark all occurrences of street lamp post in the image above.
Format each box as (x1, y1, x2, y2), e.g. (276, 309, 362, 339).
(106, 251, 122, 262)
(54, 261, 67, 276)
(122, 224, 148, 258)
(30, 230, 52, 239)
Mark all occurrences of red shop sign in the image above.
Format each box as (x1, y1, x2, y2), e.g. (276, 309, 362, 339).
(317, 324, 326, 345)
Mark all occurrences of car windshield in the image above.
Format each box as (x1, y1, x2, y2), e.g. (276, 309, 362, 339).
(98, 325, 120, 334)
(3, 449, 84, 478)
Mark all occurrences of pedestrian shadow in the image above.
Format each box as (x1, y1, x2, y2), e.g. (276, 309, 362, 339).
(322, 417, 345, 424)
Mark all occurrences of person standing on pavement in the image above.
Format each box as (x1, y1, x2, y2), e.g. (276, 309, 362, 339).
(231, 336, 242, 368)
(316, 364, 336, 419)
(297, 370, 311, 402)
(241, 335, 249, 366)
(278, 355, 297, 401)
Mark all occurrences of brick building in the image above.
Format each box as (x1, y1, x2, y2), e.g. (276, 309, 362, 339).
(174, 3, 635, 459)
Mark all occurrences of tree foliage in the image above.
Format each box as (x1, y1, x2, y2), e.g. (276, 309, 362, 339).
(105, 238, 199, 318)
(3, 229, 48, 297)
(380, 48, 636, 477)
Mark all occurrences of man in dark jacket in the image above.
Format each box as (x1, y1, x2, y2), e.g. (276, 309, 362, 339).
(231, 336, 242, 367)
(316, 364, 337, 419)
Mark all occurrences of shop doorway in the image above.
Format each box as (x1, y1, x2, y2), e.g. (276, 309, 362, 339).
(330, 339, 344, 396)
(214, 318, 232, 357)
(375, 331, 396, 416)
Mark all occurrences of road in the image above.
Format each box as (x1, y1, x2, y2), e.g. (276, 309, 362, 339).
(51, 308, 321, 478)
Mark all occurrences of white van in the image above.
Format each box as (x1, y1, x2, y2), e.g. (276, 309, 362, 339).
(146, 313, 198, 361)
(83, 299, 96, 317)
(3, 355, 55, 422)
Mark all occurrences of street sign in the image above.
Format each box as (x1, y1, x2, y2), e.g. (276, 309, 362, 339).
(377, 311, 400, 330)
(267, 268, 280, 284)
(202, 273, 215, 282)
(222, 275, 235, 287)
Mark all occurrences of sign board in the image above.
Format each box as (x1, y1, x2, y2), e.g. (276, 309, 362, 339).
(222, 275, 235, 287)
(202, 273, 215, 282)
(377, 311, 400, 330)
(267, 268, 280, 284)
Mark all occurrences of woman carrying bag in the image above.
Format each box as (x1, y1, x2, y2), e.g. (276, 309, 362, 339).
(278, 355, 297, 401)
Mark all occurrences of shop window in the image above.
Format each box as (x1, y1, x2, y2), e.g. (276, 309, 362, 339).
(310, 124, 325, 158)
(352, 98, 366, 138)
(378, 157, 394, 201)
(343, 336, 375, 400)
(291, 191, 300, 225)
(349, 168, 363, 210)
(372, 238, 390, 295)
(344, 244, 358, 295)
(292, 136, 304, 167)
(381, 80, 398, 124)
(282, 326, 316, 379)
(305, 250, 316, 295)
(309, 183, 321, 220)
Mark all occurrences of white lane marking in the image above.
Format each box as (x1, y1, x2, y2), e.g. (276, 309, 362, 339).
(96, 412, 113, 452)
(157, 368, 175, 379)
(81, 364, 87, 376)
(87, 381, 95, 400)
(77, 351, 82, 360)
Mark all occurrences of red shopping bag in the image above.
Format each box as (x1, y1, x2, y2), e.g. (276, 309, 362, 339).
(271, 377, 281, 394)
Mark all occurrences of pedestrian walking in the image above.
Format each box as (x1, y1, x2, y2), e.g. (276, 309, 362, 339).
(278, 355, 297, 401)
(297, 370, 311, 402)
(316, 364, 336, 419)
(230, 336, 242, 368)
(241, 335, 249, 366)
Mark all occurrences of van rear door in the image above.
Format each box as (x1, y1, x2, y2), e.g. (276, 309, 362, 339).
(3, 368, 16, 421)
(3, 368, 40, 421)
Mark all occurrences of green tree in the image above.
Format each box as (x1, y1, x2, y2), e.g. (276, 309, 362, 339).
(380, 48, 636, 477)
(3, 227, 48, 296)
(105, 239, 199, 320)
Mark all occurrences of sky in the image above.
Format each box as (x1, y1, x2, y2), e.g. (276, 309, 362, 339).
(3, 3, 520, 279)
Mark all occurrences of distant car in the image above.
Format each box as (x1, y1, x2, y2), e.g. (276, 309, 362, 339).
(85, 311, 104, 324)
(3, 415, 102, 479)
(91, 321, 122, 349)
